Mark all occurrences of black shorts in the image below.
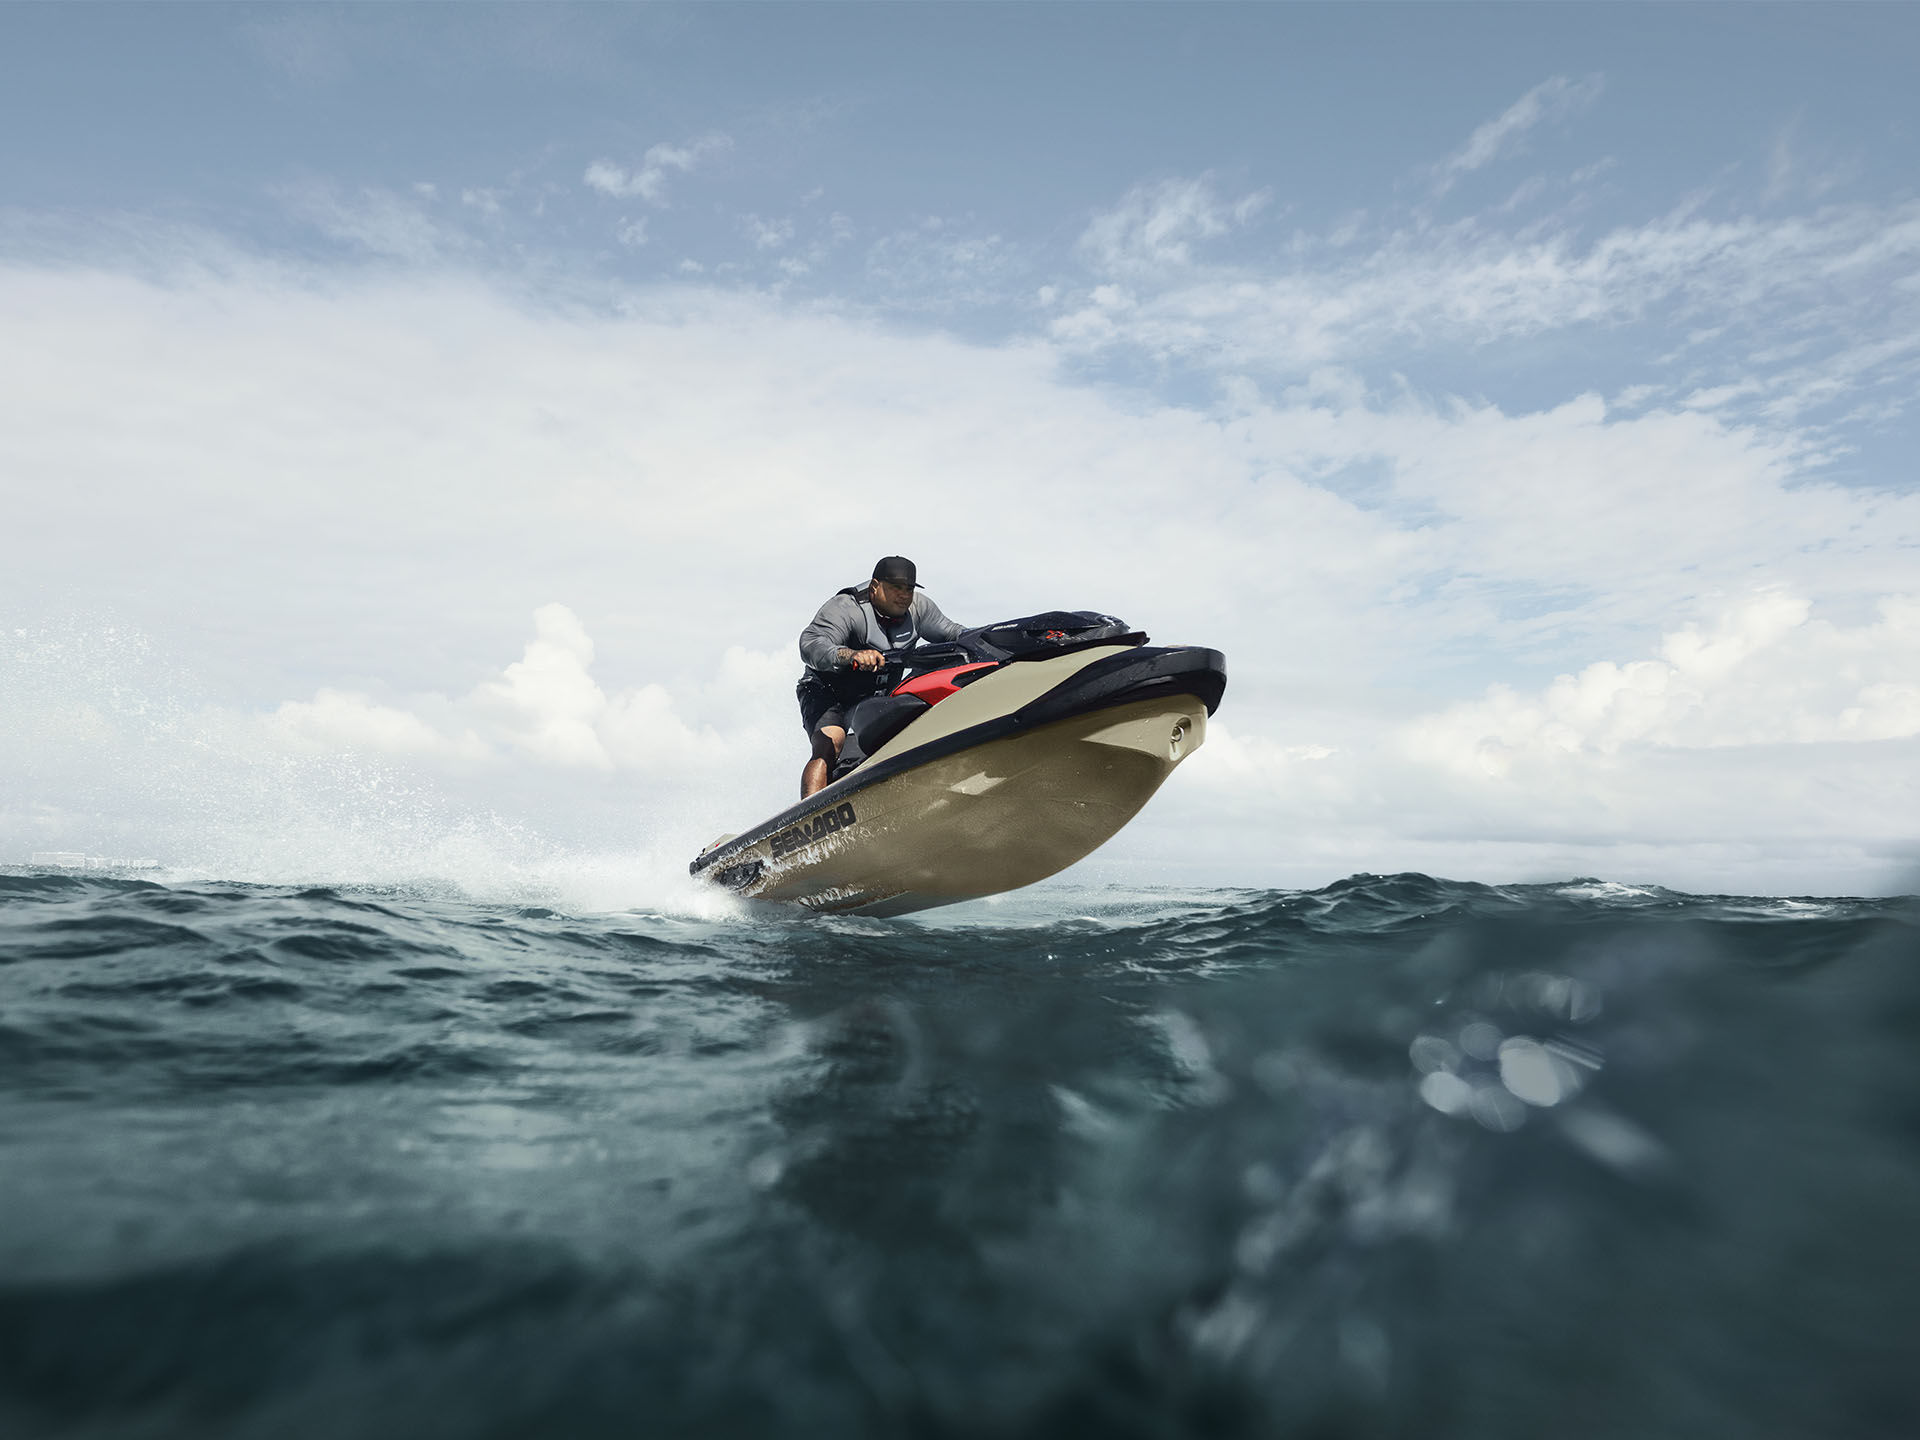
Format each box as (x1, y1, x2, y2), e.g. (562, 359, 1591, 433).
(796, 678, 852, 736)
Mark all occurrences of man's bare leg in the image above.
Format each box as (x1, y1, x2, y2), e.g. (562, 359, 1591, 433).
(802, 725, 845, 798)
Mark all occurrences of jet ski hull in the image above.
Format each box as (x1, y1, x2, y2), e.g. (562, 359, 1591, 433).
(706, 695, 1206, 916)
(691, 641, 1224, 916)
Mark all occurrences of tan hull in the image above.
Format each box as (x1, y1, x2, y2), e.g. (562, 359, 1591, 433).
(724, 696, 1208, 917)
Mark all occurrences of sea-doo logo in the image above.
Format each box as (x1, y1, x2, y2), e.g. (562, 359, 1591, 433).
(769, 802, 858, 859)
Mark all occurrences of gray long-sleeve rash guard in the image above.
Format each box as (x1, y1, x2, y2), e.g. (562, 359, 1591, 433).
(798, 588, 966, 675)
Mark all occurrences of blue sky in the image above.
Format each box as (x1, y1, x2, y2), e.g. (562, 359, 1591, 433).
(3, 3, 1918, 897)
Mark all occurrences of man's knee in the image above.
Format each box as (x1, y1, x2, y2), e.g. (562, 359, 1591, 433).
(810, 725, 846, 763)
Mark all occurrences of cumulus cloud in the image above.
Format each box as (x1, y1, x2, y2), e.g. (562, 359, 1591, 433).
(1182, 722, 1338, 804)
(583, 133, 733, 205)
(4, 248, 1917, 891)
(3, 253, 1909, 684)
(1435, 74, 1605, 193)
(1407, 591, 1920, 779)
(264, 605, 750, 779)
(270, 689, 491, 760)
(1159, 591, 1920, 893)
(471, 604, 618, 768)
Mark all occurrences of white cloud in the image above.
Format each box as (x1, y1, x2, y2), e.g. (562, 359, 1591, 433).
(470, 603, 616, 768)
(458, 605, 742, 774)
(617, 217, 650, 248)
(1228, 391, 1920, 628)
(1052, 191, 1920, 431)
(279, 183, 454, 262)
(1763, 113, 1859, 208)
(1161, 590, 1920, 893)
(3, 249, 1916, 892)
(1407, 591, 1920, 779)
(583, 160, 634, 197)
(4, 257, 1908, 674)
(866, 225, 1021, 308)
(1435, 74, 1605, 192)
(1184, 722, 1337, 799)
(1077, 175, 1267, 275)
(742, 214, 795, 251)
(268, 605, 756, 780)
(271, 689, 491, 760)
(583, 133, 733, 205)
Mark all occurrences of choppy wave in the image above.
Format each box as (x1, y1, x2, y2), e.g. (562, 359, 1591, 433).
(1, 870, 1916, 1438)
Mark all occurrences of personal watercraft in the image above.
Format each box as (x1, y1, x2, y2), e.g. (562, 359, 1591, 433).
(689, 611, 1226, 916)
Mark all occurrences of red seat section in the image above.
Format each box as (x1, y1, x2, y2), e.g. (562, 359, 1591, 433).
(892, 662, 999, 705)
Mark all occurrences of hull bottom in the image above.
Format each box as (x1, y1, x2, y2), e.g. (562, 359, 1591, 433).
(733, 696, 1209, 916)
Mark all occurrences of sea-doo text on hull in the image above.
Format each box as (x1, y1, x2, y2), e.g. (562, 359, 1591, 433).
(690, 611, 1226, 916)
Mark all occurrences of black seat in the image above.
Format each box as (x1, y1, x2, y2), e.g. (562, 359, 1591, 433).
(832, 693, 929, 778)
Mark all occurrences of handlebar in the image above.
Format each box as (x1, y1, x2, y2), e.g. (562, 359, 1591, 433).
(880, 642, 973, 671)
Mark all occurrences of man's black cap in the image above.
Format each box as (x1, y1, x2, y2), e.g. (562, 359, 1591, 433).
(872, 555, 919, 588)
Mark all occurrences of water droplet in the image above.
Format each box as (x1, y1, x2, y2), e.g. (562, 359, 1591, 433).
(1408, 1033, 1462, 1074)
(1419, 1070, 1472, 1116)
(1458, 1019, 1503, 1060)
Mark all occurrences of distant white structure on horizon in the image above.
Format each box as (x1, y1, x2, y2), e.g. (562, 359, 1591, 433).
(29, 852, 160, 871)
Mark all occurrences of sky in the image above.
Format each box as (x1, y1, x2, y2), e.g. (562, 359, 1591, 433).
(3, 2, 1918, 901)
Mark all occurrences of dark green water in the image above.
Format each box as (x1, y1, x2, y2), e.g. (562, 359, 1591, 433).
(1, 871, 1916, 1438)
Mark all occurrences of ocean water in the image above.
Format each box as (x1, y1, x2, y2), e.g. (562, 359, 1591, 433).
(1, 869, 1916, 1439)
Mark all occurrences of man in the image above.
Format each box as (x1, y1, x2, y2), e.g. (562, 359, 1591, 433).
(796, 556, 966, 797)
